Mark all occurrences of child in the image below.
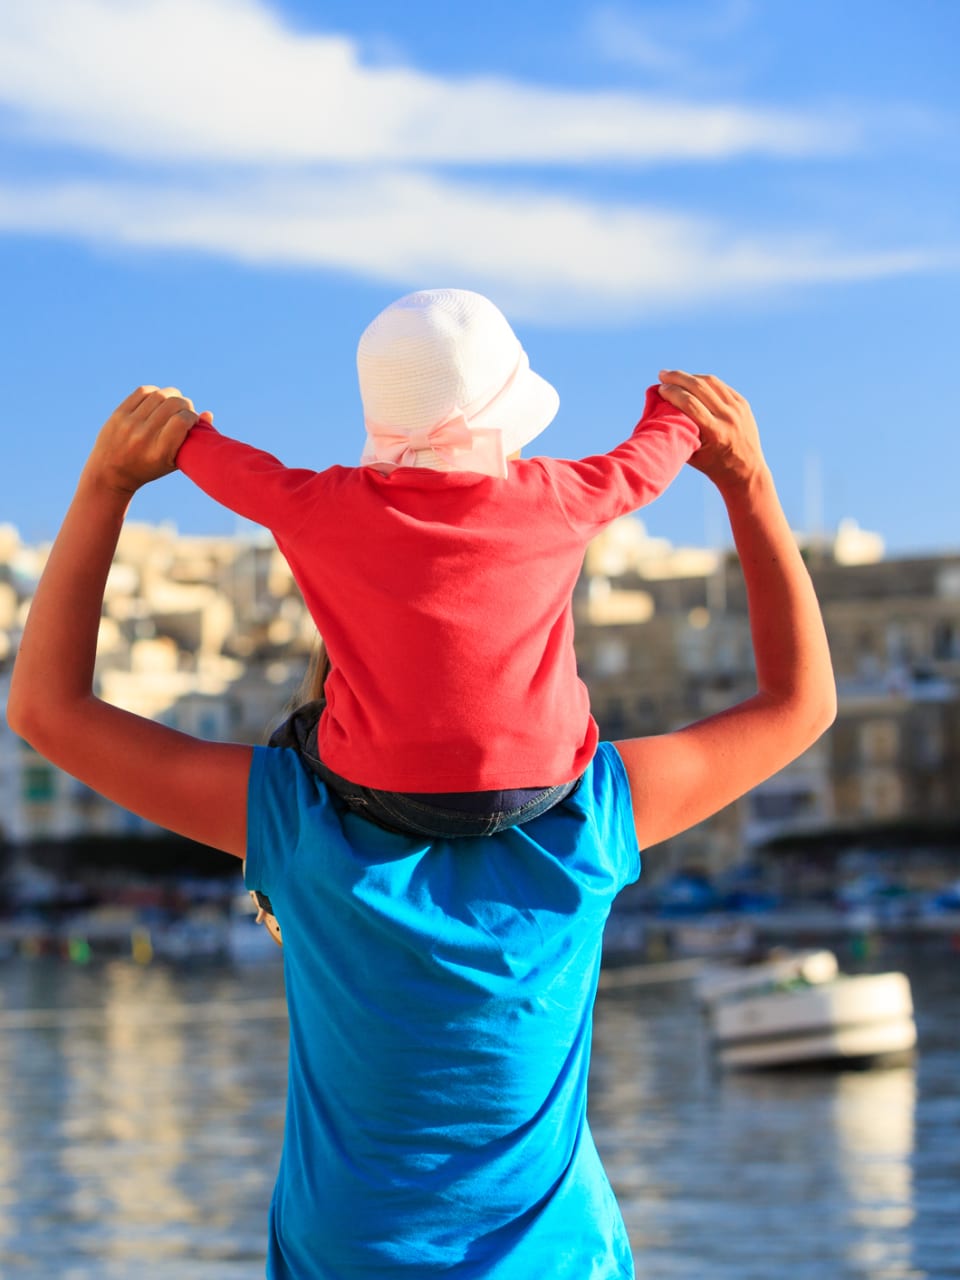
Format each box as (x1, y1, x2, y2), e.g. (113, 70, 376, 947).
(176, 288, 701, 836)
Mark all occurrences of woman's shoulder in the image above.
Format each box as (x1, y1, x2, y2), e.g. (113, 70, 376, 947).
(527, 743, 639, 893)
(248, 744, 327, 841)
(586, 741, 633, 807)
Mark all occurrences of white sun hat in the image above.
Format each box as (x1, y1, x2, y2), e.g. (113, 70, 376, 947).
(357, 288, 559, 479)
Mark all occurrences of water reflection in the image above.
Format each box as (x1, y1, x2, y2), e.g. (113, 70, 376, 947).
(60, 964, 198, 1266)
(836, 1070, 916, 1238)
(718, 1067, 918, 1280)
(0, 951, 954, 1278)
(0, 960, 287, 1279)
(590, 970, 936, 1280)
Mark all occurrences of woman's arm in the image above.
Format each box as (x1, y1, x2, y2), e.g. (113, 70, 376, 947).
(614, 372, 837, 850)
(7, 387, 252, 859)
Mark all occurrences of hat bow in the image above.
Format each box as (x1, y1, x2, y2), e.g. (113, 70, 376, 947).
(368, 415, 507, 478)
(371, 415, 474, 469)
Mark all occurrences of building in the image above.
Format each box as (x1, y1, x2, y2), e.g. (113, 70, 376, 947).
(0, 522, 311, 844)
(575, 516, 960, 880)
(2, 514, 959, 881)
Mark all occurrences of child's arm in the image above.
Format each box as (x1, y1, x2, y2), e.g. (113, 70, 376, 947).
(614, 373, 836, 849)
(7, 389, 252, 858)
(177, 419, 321, 537)
(545, 385, 701, 532)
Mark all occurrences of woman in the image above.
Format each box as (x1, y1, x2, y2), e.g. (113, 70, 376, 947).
(8, 374, 835, 1278)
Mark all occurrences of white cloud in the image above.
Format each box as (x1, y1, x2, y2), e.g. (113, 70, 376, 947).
(0, 0, 854, 164)
(0, 0, 948, 323)
(0, 172, 947, 322)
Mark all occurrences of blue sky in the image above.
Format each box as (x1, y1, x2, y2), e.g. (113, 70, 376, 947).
(1, 0, 957, 554)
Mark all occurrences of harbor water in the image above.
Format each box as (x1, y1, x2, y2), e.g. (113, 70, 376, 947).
(0, 939, 956, 1278)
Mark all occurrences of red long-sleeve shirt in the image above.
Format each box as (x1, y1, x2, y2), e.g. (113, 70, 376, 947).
(177, 387, 699, 790)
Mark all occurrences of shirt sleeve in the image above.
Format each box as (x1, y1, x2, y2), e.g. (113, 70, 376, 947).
(543, 385, 701, 536)
(596, 741, 642, 892)
(244, 746, 295, 902)
(176, 420, 322, 539)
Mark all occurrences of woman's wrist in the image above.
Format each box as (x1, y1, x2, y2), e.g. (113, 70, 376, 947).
(76, 461, 140, 510)
(710, 458, 771, 504)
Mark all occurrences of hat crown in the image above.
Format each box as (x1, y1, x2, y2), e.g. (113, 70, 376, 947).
(357, 289, 521, 432)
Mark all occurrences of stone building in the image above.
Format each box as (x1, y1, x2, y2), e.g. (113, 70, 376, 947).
(575, 516, 960, 881)
(3, 514, 959, 881)
(0, 522, 312, 844)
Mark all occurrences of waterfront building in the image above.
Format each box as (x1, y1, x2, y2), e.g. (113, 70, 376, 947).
(0, 523, 308, 844)
(575, 516, 960, 880)
(2, 516, 958, 883)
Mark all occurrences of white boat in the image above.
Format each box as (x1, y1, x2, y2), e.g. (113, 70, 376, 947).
(698, 949, 917, 1071)
(695, 948, 839, 1004)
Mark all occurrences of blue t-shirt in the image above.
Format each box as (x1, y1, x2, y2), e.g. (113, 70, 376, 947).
(246, 740, 640, 1279)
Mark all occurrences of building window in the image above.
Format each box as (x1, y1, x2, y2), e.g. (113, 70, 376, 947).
(593, 638, 628, 678)
(932, 621, 959, 661)
(859, 718, 899, 765)
(913, 718, 945, 769)
(599, 697, 629, 738)
(860, 771, 903, 819)
(885, 622, 911, 664)
(23, 763, 56, 803)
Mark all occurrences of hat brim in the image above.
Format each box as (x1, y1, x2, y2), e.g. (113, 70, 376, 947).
(475, 362, 559, 457)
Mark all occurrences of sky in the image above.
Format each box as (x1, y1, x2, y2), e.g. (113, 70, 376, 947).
(1, 0, 958, 556)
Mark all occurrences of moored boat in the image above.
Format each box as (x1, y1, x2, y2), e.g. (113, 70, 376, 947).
(699, 950, 917, 1071)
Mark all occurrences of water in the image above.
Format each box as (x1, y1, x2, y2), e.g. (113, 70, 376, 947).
(593, 942, 960, 1279)
(0, 940, 956, 1278)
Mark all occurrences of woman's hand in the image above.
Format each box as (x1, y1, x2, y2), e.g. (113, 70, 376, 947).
(658, 371, 765, 490)
(616, 372, 836, 850)
(83, 386, 205, 498)
(8, 385, 249, 859)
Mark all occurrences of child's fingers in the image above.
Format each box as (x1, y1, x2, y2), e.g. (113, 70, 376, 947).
(659, 370, 729, 415)
(657, 381, 713, 429)
(131, 391, 198, 470)
(157, 405, 198, 461)
(147, 396, 197, 442)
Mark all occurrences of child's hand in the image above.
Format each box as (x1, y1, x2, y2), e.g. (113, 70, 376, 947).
(83, 386, 205, 497)
(657, 371, 765, 490)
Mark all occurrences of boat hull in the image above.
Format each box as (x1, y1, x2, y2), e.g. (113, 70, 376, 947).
(708, 972, 916, 1071)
